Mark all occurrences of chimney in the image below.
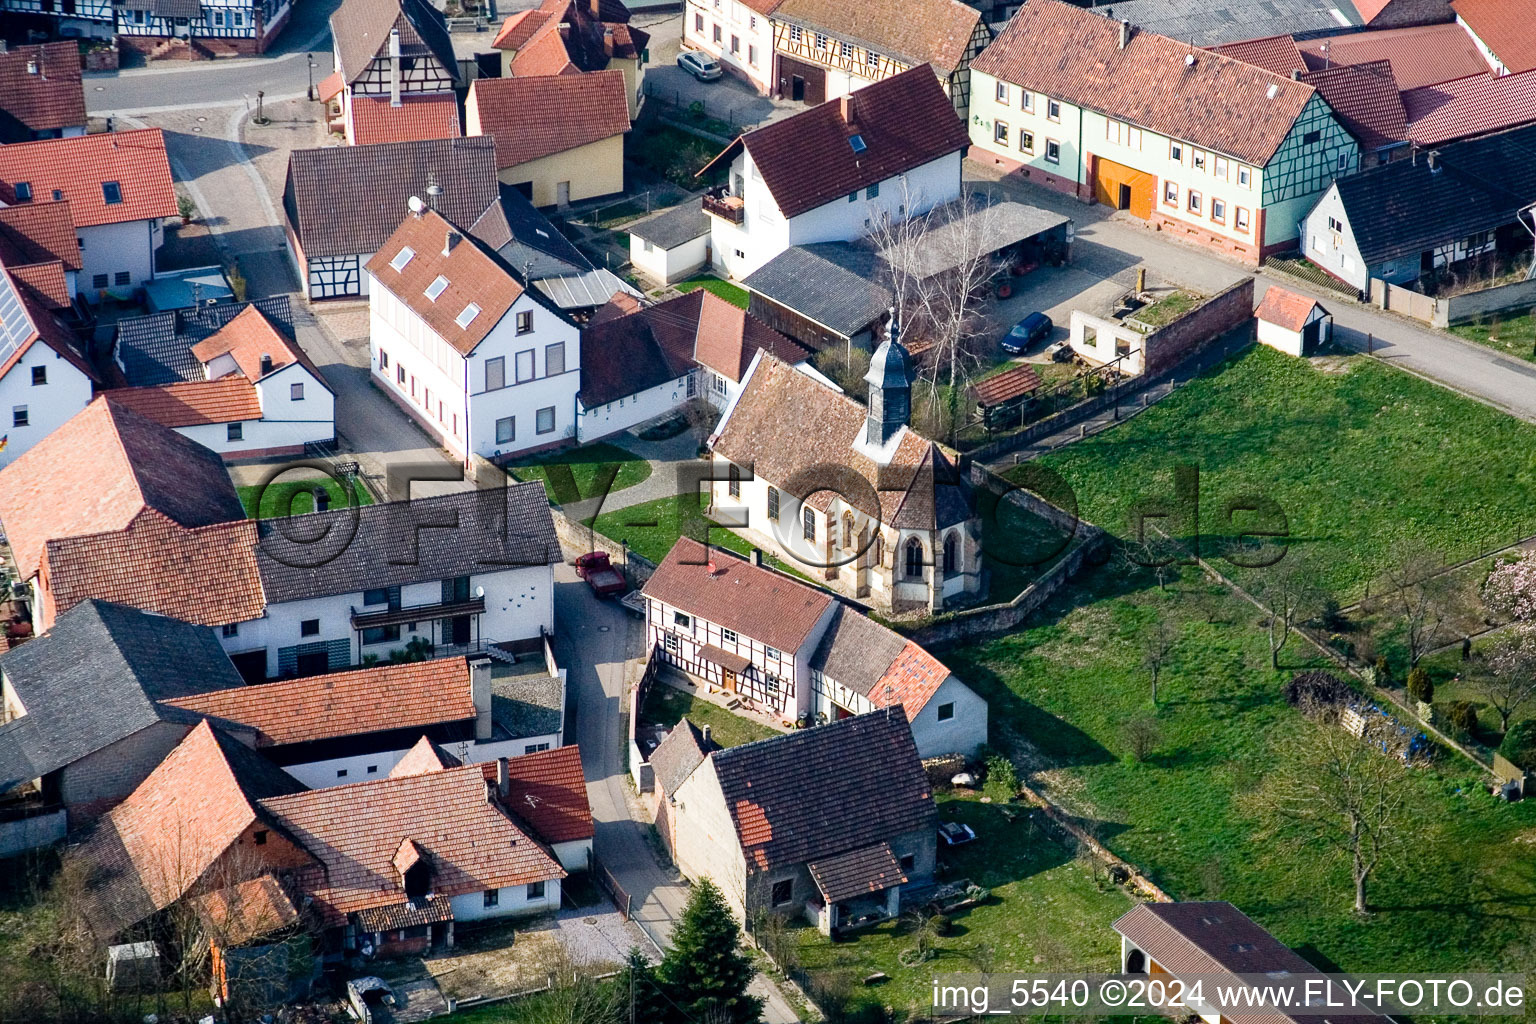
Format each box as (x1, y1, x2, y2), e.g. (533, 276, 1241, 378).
(1290, 68, 1301, 80)
(1118, 18, 1130, 48)
(701, 724, 712, 747)
(495, 757, 510, 799)
(839, 94, 854, 125)
(389, 28, 402, 108)
(750, 548, 763, 568)
(470, 655, 493, 740)
(1427, 150, 1441, 173)
(444, 229, 462, 256)
(259, 353, 273, 375)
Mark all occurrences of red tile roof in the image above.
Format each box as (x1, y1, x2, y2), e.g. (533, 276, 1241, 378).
(693, 290, 811, 381)
(467, 69, 630, 169)
(970, 363, 1042, 406)
(1208, 35, 1306, 77)
(0, 129, 177, 228)
(1298, 60, 1407, 151)
(0, 262, 96, 376)
(1295, 22, 1488, 90)
(0, 43, 86, 134)
(1255, 286, 1325, 331)
(350, 93, 463, 146)
(317, 69, 346, 103)
(508, 17, 580, 76)
(0, 199, 82, 270)
(193, 875, 300, 945)
(161, 658, 476, 747)
(43, 515, 266, 628)
(974, 1, 1316, 167)
(773, 0, 982, 72)
(1452, 0, 1536, 73)
(364, 206, 524, 355)
(8, 260, 70, 309)
(493, 8, 552, 49)
(389, 734, 455, 777)
(260, 764, 565, 926)
(1403, 68, 1536, 145)
(105, 377, 265, 428)
(0, 396, 246, 580)
(873, 641, 951, 720)
(189, 304, 330, 389)
(703, 65, 969, 220)
(496, 745, 593, 843)
(644, 538, 834, 653)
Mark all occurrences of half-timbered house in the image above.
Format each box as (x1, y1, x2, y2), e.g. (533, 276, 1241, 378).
(0, 0, 114, 42)
(769, 0, 988, 117)
(330, 0, 461, 146)
(966, 0, 1359, 264)
(112, 0, 293, 59)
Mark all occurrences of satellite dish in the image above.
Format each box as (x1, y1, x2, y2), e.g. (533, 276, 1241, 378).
(407, 195, 426, 214)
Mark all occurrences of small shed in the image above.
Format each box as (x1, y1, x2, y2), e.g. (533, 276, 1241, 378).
(106, 941, 160, 993)
(970, 363, 1044, 429)
(1255, 287, 1332, 356)
(628, 201, 711, 285)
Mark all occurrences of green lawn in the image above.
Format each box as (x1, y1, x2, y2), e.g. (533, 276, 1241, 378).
(507, 441, 651, 506)
(1451, 312, 1536, 364)
(1131, 289, 1201, 329)
(641, 682, 780, 748)
(979, 490, 1078, 604)
(626, 123, 719, 189)
(590, 494, 814, 581)
(674, 274, 750, 309)
(791, 792, 1133, 1018)
(237, 476, 372, 519)
(1028, 345, 1536, 600)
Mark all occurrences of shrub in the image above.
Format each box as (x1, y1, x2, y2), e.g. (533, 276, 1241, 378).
(1407, 667, 1434, 704)
(1374, 656, 1392, 688)
(983, 754, 1019, 803)
(1284, 671, 1352, 711)
(930, 914, 951, 937)
(1445, 700, 1479, 738)
(1321, 596, 1348, 631)
(1500, 719, 1536, 771)
(1123, 716, 1162, 762)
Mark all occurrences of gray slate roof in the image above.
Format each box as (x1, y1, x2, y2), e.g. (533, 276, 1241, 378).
(809, 604, 909, 698)
(284, 137, 500, 261)
(0, 600, 243, 792)
(1096, 0, 1363, 45)
(490, 664, 565, 740)
(254, 482, 561, 603)
(648, 717, 717, 796)
(743, 242, 893, 339)
(469, 183, 592, 280)
(115, 295, 294, 386)
(627, 200, 710, 250)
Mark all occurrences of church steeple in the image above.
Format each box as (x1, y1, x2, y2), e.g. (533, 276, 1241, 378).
(864, 309, 911, 447)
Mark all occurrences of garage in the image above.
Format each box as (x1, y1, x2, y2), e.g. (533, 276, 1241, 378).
(1093, 156, 1154, 220)
(777, 54, 826, 104)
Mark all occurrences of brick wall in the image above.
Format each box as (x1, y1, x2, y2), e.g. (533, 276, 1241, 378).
(1141, 277, 1254, 377)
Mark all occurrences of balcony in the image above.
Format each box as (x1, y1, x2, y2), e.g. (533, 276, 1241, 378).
(702, 191, 745, 225)
(350, 596, 485, 630)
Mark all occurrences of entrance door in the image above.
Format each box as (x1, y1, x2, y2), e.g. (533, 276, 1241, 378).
(443, 616, 471, 646)
(1302, 317, 1323, 355)
(556, 180, 571, 206)
(230, 650, 267, 684)
(1092, 157, 1154, 220)
(1117, 183, 1132, 211)
(791, 75, 805, 101)
(295, 650, 329, 676)
(722, 669, 737, 692)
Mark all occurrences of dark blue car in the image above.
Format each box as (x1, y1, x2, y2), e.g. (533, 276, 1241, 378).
(1001, 312, 1053, 354)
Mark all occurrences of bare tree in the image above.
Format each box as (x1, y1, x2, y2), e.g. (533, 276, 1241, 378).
(1470, 639, 1536, 734)
(523, 941, 625, 1024)
(1120, 534, 1181, 592)
(1140, 615, 1177, 704)
(1243, 718, 1420, 914)
(1123, 715, 1163, 761)
(680, 396, 721, 453)
(1256, 552, 1321, 669)
(1382, 538, 1451, 667)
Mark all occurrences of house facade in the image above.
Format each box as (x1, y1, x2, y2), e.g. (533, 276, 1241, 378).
(0, 265, 99, 469)
(0, 0, 290, 54)
(329, 0, 460, 146)
(698, 66, 969, 280)
(682, 0, 779, 94)
(366, 205, 582, 463)
(966, 0, 1359, 263)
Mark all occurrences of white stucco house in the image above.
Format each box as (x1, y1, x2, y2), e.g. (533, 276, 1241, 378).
(366, 202, 582, 464)
(682, 0, 777, 93)
(0, 265, 99, 469)
(697, 65, 970, 280)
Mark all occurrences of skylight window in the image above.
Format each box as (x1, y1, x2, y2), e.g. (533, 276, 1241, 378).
(390, 246, 415, 271)
(849, 134, 867, 153)
(424, 275, 449, 301)
(13, 183, 31, 202)
(101, 181, 123, 204)
(455, 302, 481, 328)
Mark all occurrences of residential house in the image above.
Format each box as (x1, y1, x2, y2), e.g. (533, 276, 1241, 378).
(1254, 286, 1332, 356)
(465, 71, 632, 208)
(967, 1, 1359, 263)
(0, 0, 114, 42)
(697, 65, 970, 280)
(627, 201, 711, 285)
(681, 0, 779, 94)
(0, 199, 84, 308)
(0, 129, 178, 299)
(1294, 61, 1408, 164)
(0, 43, 87, 143)
(115, 295, 296, 384)
(709, 334, 982, 614)
(0, 600, 245, 834)
(111, 0, 295, 59)
(499, 745, 593, 871)
(1114, 901, 1383, 1024)
(768, 0, 989, 117)
(75, 719, 579, 952)
(1293, 23, 1489, 90)
(1402, 68, 1536, 147)
(576, 288, 817, 441)
(367, 204, 582, 461)
(663, 706, 938, 933)
(328, 0, 461, 146)
(1452, 0, 1536, 76)
(284, 137, 501, 300)
(159, 653, 565, 787)
(108, 304, 334, 459)
(1299, 124, 1536, 291)
(0, 261, 99, 467)
(1051, 0, 1449, 47)
(492, 0, 650, 118)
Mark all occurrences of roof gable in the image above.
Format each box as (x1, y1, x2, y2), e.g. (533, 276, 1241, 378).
(772, 0, 982, 70)
(0, 128, 177, 228)
(1297, 60, 1406, 152)
(188, 304, 330, 389)
(467, 70, 631, 170)
(0, 42, 86, 134)
(331, 0, 460, 85)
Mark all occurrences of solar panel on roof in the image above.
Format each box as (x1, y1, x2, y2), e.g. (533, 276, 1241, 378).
(0, 271, 37, 368)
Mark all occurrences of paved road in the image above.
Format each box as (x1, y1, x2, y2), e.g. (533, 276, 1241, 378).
(555, 565, 802, 1023)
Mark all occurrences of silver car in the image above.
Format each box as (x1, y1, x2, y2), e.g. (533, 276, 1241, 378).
(677, 50, 723, 81)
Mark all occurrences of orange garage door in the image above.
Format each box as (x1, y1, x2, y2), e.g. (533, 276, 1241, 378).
(1094, 156, 1155, 220)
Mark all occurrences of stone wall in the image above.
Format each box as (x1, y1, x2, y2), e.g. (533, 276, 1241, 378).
(1436, 277, 1536, 329)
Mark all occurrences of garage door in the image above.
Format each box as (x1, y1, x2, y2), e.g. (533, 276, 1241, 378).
(1094, 156, 1155, 221)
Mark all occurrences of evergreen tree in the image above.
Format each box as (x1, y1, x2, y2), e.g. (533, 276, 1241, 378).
(623, 947, 671, 1024)
(658, 880, 763, 1023)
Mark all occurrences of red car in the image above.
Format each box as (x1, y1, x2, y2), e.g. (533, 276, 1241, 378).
(575, 551, 627, 598)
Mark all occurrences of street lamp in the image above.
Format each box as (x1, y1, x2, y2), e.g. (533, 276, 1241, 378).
(307, 52, 317, 101)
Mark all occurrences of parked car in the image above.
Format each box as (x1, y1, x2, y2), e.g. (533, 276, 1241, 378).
(1000, 312, 1053, 354)
(677, 50, 723, 81)
(575, 551, 627, 598)
(938, 821, 977, 846)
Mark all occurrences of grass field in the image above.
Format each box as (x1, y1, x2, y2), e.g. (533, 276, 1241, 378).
(1028, 345, 1536, 600)
(237, 476, 372, 519)
(1452, 312, 1536, 364)
(674, 274, 750, 309)
(589, 494, 814, 581)
(641, 683, 779, 748)
(507, 441, 651, 506)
